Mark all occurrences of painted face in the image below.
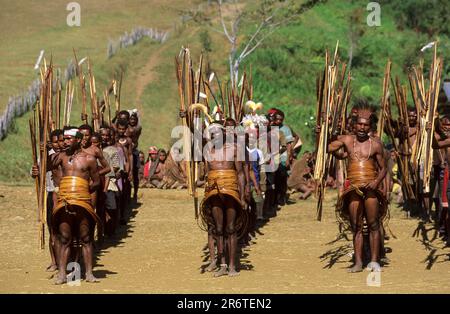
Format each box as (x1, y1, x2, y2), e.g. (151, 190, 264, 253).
(79, 129, 92, 148)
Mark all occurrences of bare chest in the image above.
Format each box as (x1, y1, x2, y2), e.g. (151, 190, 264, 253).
(346, 138, 374, 161)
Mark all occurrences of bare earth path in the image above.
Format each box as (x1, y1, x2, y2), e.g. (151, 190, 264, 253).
(134, 43, 169, 105)
(0, 184, 449, 293)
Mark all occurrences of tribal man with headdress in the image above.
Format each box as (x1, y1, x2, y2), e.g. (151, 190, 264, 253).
(328, 106, 387, 273)
(200, 120, 248, 277)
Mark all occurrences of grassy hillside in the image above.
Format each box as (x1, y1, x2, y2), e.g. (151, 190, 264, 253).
(0, 0, 202, 182)
(242, 0, 450, 150)
(1, 0, 450, 182)
(0, 0, 200, 111)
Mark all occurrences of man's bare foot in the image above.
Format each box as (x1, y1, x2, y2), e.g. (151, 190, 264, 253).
(228, 267, 239, 277)
(213, 265, 228, 277)
(347, 263, 363, 273)
(366, 261, 382, 272)
(205, 259, 217, 272)
(85, 273, 100, 283)
(46, 264, 58, 272)
(380, 256, 390, 264)
(54, 273, 67, 285)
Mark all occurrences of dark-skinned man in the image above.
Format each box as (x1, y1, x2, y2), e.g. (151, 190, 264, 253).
(34, 127, 102, 284)
(328, 107, 387, 273)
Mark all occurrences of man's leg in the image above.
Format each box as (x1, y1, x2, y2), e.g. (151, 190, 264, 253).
(79, 214, 99, 283)
(348, 192, 364, 273)
(46, 192, 57, 272)
(264, 172, 277, 216)
(264, 190, 276, 217)
(255, 193, 264, 220)
(225, 204, 239, 277)
(211, 200, 227, 277)
(104, 191, 118, 236)
(430, 166, 441, 221)
(55, 214, 73, 284)
(439, 207, 448, 235)
(365, 190, 382, 271)
(205, 232, 217, 272)
(96, 190, 105, 244)
(133, 153, 139, 201)
(421, 192, 431, 221)
(276, 165, 288, 206)
(119, 186, 127, 225)
(446, 182, 450, 246)
(298, 184, 313, 200)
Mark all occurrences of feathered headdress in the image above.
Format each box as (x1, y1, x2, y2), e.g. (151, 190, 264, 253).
(245, 100, 263, 114)
(241, 100, 268, 130)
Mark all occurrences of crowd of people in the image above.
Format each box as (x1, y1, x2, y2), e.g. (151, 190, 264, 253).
(137, 146, 191, 190)
(190, 96, 450, 276)
(31, 92, 450, 283)
(31, 110, 144, 284)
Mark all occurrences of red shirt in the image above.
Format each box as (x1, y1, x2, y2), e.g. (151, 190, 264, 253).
(143, 161, 150, 179)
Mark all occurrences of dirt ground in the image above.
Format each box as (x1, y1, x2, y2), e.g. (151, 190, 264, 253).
(0, 184, 449, 294)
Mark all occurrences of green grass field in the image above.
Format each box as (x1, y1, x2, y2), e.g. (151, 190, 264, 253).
(1, 0, 450, 182)
(0, 0, 202, 182)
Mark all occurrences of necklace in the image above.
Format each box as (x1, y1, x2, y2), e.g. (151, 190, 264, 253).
(68, 150, 81, 165)
(352, 136, 372, 161)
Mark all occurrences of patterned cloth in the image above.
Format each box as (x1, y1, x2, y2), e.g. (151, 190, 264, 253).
(103, 146, 120, 192)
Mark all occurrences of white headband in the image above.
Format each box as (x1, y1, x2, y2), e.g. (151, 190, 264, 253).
(64, 129, 79, 137)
